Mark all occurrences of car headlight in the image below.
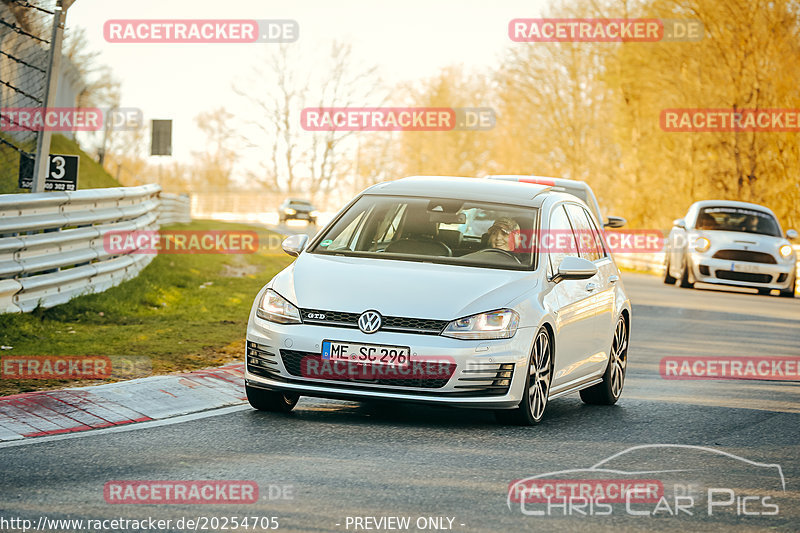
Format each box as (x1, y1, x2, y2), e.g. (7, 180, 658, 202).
(779, 244, 793, 258)
(285, 208, 296, 215)
(694, 237, 711, 253)
(256, 289, 302, 324)
(310, 210, 320, 218)
(441, 309, 519, 340)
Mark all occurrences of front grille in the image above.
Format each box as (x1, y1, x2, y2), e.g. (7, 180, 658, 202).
(246, 341, 281, 379)
(712, 250, 776, 264)
(299, 309, 448, 335)
(280, 349, 454, 389)
(453, 362, 515, 396)
(715, 271, 772, 284)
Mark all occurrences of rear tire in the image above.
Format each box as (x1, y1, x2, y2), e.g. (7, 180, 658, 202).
(679, 258, 695, 288)
(495, 328, 552, 426)
(246, 385, 299, 413)
(580, 316, 628, 405)
(663, 256, 677, 285)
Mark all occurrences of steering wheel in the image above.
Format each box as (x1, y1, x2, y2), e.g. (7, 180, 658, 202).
(482, 248, 521, 263)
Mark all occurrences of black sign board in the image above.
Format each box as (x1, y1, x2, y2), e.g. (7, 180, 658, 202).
(18, 153, 79, 191)
(150, 119, 172, 156)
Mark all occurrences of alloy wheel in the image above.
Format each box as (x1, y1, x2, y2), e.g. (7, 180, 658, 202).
(610, 318, 628, 398)
(529, 329, 552, 420)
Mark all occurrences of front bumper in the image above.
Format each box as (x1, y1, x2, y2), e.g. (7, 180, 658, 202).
(689, 252, 796, 290)
(283, 212, 314, 220)
(245, 316, 536, 409)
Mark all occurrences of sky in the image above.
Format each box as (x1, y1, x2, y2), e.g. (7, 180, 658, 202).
(67, 0, 549, 167)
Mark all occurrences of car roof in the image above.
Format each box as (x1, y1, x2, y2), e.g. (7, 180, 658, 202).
(487, 175, 603, 220)
(363, 176, 552, 206)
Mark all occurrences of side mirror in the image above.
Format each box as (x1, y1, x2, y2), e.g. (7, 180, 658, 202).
(604, 216, 627, 229)
(787, 229, 798, 240)
(552, 256, 598, 283)
(673, 218, 686, 229)
(281, 234, 309, 257)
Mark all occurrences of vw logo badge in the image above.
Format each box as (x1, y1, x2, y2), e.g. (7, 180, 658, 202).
(358, 310, 382, 334)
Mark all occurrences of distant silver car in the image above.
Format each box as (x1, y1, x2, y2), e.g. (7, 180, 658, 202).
(245, 176, 632, 425)
(664, 200, 797, 297)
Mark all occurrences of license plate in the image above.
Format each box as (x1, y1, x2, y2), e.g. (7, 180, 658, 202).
(321, 340, 410, 367)
(731, 262, 760, 273)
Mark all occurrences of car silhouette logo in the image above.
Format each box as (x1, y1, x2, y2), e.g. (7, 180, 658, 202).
(358, 311, 382, 334)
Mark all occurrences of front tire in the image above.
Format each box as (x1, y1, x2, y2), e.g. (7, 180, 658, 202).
(663, 255, 677, 284)
(679, 258, 695, 288)
(780, 278, 796, 298)
(580, 316, 628, 405)
(495, 328, 552, 426)
(246, 384, 299, 413)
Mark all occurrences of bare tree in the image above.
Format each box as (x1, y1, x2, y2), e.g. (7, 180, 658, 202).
(192, 107, 238, 193)
(236, 41, 384, 203)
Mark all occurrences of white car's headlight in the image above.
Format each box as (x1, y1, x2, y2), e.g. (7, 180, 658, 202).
(441, 309, 520, 340)
(310, 210, 320, 218)
(694, 236, 711, 253)
(779, 244, 793, 258)
(257, 289, 302, 324)
(285, 208, 297, 215)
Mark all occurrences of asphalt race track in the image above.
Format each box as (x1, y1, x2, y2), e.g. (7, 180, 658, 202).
(1, 273, 798, 532)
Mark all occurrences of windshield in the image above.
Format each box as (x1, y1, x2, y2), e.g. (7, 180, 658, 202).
(310, 195, 538, 270)
(695, 206, 781, 237)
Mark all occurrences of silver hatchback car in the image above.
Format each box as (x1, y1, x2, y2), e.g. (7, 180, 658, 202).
(245, 176, 632, 425)
(664, 200, 798, 297)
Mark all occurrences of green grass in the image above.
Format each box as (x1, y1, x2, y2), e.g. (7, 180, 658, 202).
(0, 220, 293, 395)
(0, 134, 121, 193)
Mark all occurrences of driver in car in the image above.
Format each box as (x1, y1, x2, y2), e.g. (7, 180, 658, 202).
(487, 217, 520, 251)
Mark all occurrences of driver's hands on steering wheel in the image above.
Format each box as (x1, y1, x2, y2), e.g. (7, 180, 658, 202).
(484, 247, 521, 263)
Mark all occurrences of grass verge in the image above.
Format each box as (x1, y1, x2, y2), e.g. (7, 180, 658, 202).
(0, 220, 292, 396)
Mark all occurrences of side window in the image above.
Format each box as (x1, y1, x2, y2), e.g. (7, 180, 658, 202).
(565, 204, 602, 261)
(548, 205, 578, 274)
(581, 207, 607, 258)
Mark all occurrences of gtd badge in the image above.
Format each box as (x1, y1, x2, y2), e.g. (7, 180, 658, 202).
(358, 311, 382, 334)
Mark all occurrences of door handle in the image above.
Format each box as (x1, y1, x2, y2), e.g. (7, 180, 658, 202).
(585, 282, 598, 292)
(608, 275, 619, 283)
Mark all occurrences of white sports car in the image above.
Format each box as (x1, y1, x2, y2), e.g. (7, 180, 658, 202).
(664, 200, 797, 297)
(245, 176, 632, 425)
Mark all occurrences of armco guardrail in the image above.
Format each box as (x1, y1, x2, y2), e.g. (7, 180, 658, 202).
(0, 184, 190, 314)
(158, 193, 191, 225)
(614, 246, 800, 293)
